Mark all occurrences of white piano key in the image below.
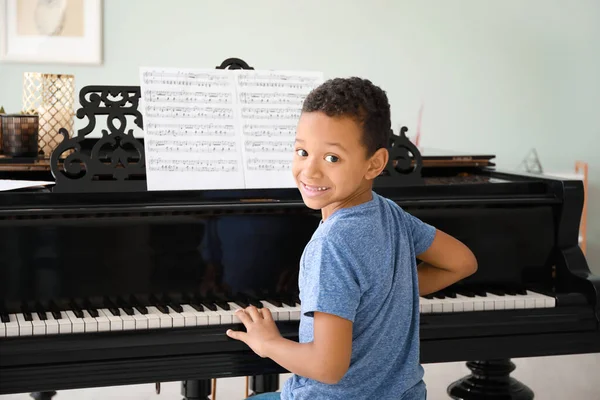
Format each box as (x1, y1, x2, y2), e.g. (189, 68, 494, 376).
(181, 304, 209, 326)
(142, 308, 161, 329)
(214, 304, 234, 325)
(260, 301, 282, 321)
(5, 314, 19, 337)
(289, 303, 302, 321)
(527, 290, 556, 308)
(98, 309, 122, 331)
(16, 313, 33, 336)
(131, 309, 149, 330)
(94, 309, 111, 332)
(486, 293, 506, 310)
(147, 306, 172, 328)
(177, 305, 197, 327)
(168, 306, 185, 327)
(82, 310, 98, 333)
(44, 312, 59, 335)
(65, 311, 85, 333)
(55, 312, 72, 334)
(201, 305, 221, 326)
(227, 302, 245, 323)
(118, 309, 136, 330)
(31, 313, 46, 335)
(419, 297, 433, 314)
(454, 295, 475, 312)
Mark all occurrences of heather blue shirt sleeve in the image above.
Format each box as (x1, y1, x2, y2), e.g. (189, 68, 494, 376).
(401, 209, 436, 255)
(300, 237, 360, 322)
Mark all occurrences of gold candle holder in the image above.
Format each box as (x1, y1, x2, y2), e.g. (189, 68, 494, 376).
(22, 72, 75, 158)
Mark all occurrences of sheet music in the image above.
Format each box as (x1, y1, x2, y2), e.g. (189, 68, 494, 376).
(236, 70, 323, 189)
(0, 180, 55, 191)
(140, 68, 245, 191)
(140, 67, 323, 191)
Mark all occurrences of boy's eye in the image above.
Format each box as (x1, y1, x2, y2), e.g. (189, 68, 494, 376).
(296, 149, 308, 157)
(325, 155, 339, 163)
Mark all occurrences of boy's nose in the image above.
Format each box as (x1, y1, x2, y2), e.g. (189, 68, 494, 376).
(303, 159, 322, 179)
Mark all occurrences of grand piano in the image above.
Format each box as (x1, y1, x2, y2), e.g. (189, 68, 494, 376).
(1, 60, 599, 400)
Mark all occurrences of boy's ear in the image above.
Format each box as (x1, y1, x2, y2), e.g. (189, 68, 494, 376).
(365, 148, 389, 180)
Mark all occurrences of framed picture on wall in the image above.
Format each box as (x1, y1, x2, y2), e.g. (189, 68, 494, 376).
(0, 0, 102, 64)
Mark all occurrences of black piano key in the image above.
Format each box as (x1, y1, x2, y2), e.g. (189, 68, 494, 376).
(234, 299, 249, 308)
(201, 302, 217, 312)
(433, 293, 446, 299)
(129, 295, 148, 314)
(489, 288, 506, 296)
(188, 301, 204, 312)
(283, 300, 297, 307)
(215, 301, 230, 311)
(20, 304, 33, 321)
(0, 309, 9, 323)
(68, 299, 84, 318)
(35, 303, 48, 320)
(116, 297, 134, 315)
(423, 294, 435, 299)
(103, 297, 121, 316)
(48, 301, 63, 319)
(150, 295, 169, 313)
(81, 299, 99, 318)
(165, 297, 183, 313)
(265, 298, 282, 308)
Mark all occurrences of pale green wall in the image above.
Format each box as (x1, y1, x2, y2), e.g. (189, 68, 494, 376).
(0, 0, 598, 272)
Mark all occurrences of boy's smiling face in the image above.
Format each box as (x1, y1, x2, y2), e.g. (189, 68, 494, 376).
(293, 111, 388, 219)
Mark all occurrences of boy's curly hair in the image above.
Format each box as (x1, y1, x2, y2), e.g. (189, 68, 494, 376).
(301, 77, 391, 157)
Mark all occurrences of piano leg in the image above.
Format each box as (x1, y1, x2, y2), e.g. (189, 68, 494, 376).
(30, 392, 57, 400)
(249, 374, 279, 395)
(181, 379, 212, 400)
(447, 359, 534, 399)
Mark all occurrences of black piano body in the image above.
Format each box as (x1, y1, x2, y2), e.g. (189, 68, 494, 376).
(0, 82, 599, 399)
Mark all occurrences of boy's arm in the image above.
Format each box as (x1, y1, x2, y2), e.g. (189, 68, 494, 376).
(227, 307, 351, 385)
(417, 229, 478, 296)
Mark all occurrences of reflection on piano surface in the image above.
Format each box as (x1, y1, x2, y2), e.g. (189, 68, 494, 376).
(0, 81, 599, 400)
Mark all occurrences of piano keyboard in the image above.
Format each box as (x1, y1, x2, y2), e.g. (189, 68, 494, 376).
(0, 300, 302, 338)
(419, 289, 555, 313)
(0, 290, 555, 338)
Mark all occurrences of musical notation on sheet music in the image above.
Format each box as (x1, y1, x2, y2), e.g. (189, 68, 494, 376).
(246, 158, 292, 172)
(147, 158, 239, 172)
(144, 90, 233, 104)
(141, 70, 231, 88)
(236, 70, 324, 189)
(242, 124, 296, 138)
(146, 105, 234, 119)
(145, 123, 236, 138)
(140, 67, 245, 191)
(147, 139, 237, 153)
(244, 140, 293, 153)
(139, 67, 323, 191)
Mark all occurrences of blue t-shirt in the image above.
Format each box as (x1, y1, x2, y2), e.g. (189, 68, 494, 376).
(281, 191, 436, 400)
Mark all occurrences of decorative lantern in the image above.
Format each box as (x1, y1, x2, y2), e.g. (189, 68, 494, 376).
(1, 114, 39, 157)
(22, 73, 75, 158)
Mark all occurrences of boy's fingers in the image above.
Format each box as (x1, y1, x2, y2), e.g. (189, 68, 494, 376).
(260, 307, 273, 321)
(245, 306, 261, 321)
(226, 329, 246, 342)
(235, 309, 252, 325)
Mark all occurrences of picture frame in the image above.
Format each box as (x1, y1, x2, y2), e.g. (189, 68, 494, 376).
(0, 0, 102, 64)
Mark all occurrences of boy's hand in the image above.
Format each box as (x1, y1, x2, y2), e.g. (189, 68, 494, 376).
(226, 306, 282, 358)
